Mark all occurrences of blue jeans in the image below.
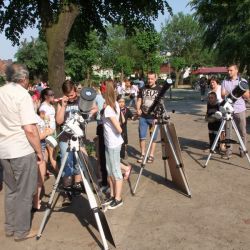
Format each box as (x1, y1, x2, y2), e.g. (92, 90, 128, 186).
(139, 116, 158, 141)
(59, 141, 80, 177)
(105, 145, 122, 180)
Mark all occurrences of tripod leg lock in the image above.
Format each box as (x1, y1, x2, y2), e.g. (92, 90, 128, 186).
(92, 207, 99, 213)
(176, 163, 183, 169)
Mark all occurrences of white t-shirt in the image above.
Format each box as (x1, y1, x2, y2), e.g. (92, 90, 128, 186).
(0, 83, 37, 159)
(103, 102, 124, 148)
(131, 85, 139, 97)
(36, 114, 45, 133)
(39, 102, 56, 129)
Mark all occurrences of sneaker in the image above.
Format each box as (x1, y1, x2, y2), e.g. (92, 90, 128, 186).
(103, 196, 114, 206)
(108, 199, 123, 210)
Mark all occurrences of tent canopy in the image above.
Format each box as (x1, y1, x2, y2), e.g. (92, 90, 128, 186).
(192, 67, 228, 75)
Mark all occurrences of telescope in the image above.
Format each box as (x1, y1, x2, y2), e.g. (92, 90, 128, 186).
(46, 86, 97, 148)
(147, 78, 173, 115)
(217, 79, 249, 116)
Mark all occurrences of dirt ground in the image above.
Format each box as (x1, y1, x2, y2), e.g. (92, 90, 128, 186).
(1, 89, 250, 250)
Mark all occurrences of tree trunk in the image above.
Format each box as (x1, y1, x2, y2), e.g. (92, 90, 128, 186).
(175, 70, 181, 88)
(45, 4, 79, 97)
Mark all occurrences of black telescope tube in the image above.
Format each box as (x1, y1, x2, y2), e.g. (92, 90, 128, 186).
(147, 82, 172, 115)
(220, 79, 248, 106)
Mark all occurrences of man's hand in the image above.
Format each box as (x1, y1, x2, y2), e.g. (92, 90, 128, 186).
(62, 96, 69, 107)
(137, 109, 142, 116)
(36, 153, 45, 166)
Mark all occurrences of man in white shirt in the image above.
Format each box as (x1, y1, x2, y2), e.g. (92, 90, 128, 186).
(0, 64, 44, 241)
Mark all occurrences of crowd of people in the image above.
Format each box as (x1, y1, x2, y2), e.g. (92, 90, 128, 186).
(0, 62, 248, 241)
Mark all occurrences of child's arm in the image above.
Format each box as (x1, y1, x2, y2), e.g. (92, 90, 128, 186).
(109, 116, 122, 134)
(37, 126, 54, 140)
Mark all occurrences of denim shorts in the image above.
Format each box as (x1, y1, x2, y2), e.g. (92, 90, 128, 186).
(105, 145, 122, 180)
(59, 141, 80, 177)
(139, 116, 158, 141)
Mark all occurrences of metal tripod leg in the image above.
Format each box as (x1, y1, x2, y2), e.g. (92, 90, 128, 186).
(160, 128, 168, 179)
(74, 152, 109, 250)
(204, 119, 226, 168)
(162, 124, 192, 197)
(133, 124, 159, 194)
(231, 119, 250, 164)
(37, 151, 69, 239)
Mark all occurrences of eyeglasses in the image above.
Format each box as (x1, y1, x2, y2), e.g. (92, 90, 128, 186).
(47, 93, 54, 96)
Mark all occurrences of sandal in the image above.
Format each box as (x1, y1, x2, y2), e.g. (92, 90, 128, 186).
(147, 156, 154, 163)
(137, 155, 145, 163)
(123, 165, 132, 180)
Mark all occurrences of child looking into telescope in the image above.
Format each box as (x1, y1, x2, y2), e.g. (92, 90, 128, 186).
(206, 92, 221, 149)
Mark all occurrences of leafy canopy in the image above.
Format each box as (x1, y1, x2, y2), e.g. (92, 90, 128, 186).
(0, 0, 172, 46)
(190, 0, 250, 71)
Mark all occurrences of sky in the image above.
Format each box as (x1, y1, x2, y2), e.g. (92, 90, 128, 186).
(0, 0, 191, 60)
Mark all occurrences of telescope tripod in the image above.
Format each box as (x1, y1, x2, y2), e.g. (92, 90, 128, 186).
(133, 115, 191, 197)
(204, 112, 250, 167)
(36, 136, 114, 250)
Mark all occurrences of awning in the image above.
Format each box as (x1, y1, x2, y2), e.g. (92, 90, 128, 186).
(192, 67, 228, 75)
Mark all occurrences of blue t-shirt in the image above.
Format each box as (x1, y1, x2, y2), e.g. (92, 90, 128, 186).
(95, 94, 105, 124)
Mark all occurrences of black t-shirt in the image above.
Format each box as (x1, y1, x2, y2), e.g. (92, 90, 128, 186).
(207, 102, 221, 131)
(119, 107, 133, 144)
(59, 97, 81, 142)
(138, 84, 162, 119)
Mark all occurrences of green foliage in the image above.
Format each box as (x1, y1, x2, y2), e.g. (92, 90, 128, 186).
(190, 0, 250, 72)
(0, 1, 172, 46)
(161, 12, 215, 66)
(85, 142, 95, 156)
(134, 30, 162, 72)
(15, 38, 48, 80)
(170, 57, 186, 71)
(65, 31, 102, 81)
(0, 75, 5, 86)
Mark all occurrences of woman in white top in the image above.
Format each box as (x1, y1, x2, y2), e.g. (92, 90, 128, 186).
(102, 80, 124, 210)
(40, 88, 58, 174)
(209, 76, 223, 103)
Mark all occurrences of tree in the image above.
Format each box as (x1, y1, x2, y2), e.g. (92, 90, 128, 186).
(190, 0, 250, 73)
(134, 30, 163, 74)
(160, 12, 215, 87)
(15, 38, 48, 81)
(65, 31, 102, 84)
(0, 0, 172, 96)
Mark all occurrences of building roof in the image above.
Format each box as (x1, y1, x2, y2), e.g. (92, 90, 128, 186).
(192, 67, 228, 75)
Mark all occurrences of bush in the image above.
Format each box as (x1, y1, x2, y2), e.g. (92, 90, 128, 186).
(0, 75, 5, 86)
